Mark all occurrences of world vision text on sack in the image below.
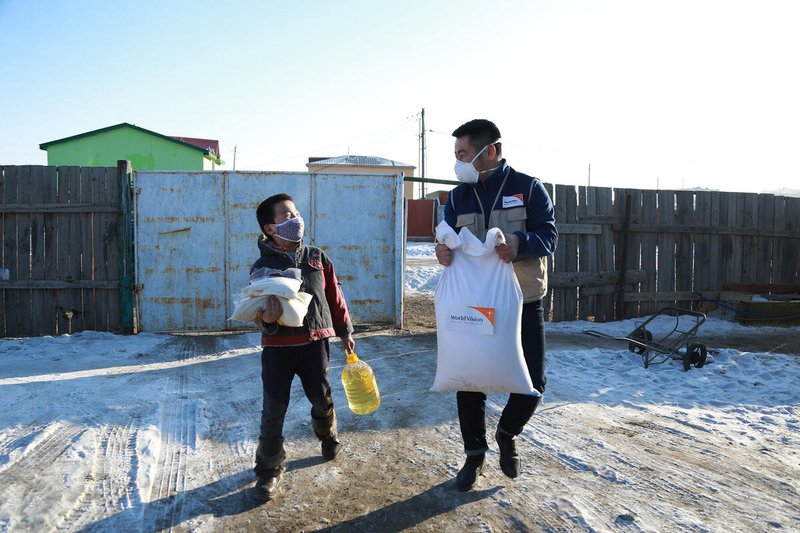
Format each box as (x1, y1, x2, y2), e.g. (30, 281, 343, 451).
(447, 306, 496, 336)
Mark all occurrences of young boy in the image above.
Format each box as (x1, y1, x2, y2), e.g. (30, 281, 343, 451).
(251, 193, 355, 501)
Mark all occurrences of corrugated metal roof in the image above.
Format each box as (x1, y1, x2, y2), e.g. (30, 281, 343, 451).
(306, 155, 415, 168)
(171, 137, 220, 157)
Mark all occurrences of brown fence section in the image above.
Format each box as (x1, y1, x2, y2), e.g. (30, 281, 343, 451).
(1, 163, 134, 337)
(545, 185, 800, 322)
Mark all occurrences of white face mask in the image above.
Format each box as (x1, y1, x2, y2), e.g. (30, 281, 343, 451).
(454, 143, 500, 184)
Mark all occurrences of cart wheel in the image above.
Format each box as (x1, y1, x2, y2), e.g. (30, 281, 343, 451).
(688, 343, 707, 368)
(682, 349, 692, 371)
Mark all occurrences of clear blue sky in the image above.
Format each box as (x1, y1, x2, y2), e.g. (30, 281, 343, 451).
(2, 0, 798, 194)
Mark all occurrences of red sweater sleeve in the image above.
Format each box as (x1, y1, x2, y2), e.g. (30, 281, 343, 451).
(323, 261, 352, 332)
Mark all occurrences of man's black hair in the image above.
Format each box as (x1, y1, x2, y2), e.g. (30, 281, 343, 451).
(257, 193, 293, 235)
(452, 119, 502, 156)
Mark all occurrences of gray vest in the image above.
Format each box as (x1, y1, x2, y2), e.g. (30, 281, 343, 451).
(453, 171, 548, 303)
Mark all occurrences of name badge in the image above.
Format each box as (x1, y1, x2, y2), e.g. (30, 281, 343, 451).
(502, 194, 524, 208)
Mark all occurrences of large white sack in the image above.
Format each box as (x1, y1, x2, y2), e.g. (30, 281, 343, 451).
(432, 221, 537, 394)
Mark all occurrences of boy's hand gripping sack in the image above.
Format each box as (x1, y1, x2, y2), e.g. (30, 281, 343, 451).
(432, 221, 538, 395)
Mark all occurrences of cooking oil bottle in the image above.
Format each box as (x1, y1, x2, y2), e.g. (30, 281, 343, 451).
(341, 349, 381, 415)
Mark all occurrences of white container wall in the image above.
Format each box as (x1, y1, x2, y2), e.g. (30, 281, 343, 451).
(134, 171, 404, 332)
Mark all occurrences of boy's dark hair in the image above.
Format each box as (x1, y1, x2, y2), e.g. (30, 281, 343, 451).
(257, 193, 293, 235)
(452, 119, 502, 157)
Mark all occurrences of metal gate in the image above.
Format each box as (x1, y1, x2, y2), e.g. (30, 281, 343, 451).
(134, 171, 403, 332)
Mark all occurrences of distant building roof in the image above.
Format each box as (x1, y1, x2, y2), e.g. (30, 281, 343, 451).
(39, 122, 224, 164)
(171, 136, 220, 157)
(306, 155, 415, 168)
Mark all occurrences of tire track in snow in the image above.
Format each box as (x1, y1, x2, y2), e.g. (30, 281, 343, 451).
(56, 421, 141, 532)
(142, 335, 222, 533)
(0, 423, 87, 532)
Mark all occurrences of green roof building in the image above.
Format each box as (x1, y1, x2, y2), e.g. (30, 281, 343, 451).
(39, 123, 225, 171)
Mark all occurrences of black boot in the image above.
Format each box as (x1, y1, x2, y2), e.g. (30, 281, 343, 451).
(312, 409, 340, 460)
(496, 427, 520, 478)
(254, 438, 286, 501)
(455, 454, 486, 492)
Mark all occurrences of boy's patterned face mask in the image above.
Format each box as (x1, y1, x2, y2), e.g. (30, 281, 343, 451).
(275, 216, 305, 242)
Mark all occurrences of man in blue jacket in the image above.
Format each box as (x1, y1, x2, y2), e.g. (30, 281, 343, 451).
(435, 119, 558, 491)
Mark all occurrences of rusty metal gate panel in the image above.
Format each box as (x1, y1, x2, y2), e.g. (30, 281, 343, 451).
(135, 171, 403, 332)
(134, 172, 228, 331)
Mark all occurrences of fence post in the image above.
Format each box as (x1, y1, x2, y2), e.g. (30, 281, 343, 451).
(117, 160, 135, 334)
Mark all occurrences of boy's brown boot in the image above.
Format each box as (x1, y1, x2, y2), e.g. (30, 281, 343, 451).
(254, 438, 286, 501)
(312, 409, 340, 460)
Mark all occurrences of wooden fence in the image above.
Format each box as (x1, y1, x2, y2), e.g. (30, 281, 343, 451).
(0, 163, 134, 337)
(544, 184, 800, 322)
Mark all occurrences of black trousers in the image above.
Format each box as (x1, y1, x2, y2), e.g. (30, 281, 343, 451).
(259, 338, 334, 441)
(458, 299, 546, 455)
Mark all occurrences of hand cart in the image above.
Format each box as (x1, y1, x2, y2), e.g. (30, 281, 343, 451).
(582, 307, 707, 370)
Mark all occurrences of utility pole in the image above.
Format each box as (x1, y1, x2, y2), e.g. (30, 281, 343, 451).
(419, 108, 426, 198)
(588, 163, 591, 187)
(233, 145, 237, 171)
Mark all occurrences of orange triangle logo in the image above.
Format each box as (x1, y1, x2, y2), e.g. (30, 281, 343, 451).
(469, 306, 495, 326)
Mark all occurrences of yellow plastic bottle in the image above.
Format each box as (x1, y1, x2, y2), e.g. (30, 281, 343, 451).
(341, 350, 381, 415)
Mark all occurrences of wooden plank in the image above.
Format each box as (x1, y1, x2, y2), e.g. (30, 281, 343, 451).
(596, 187, 614, 321)
(61, 166, 83, 334)
(117, 160, 135, 334)
(552, 185, 567, 321)
(727, 193, 745, 287)
(556, 223, 602, 235)
(81, 167, 96, 331)
(577, 186, 590, 320)
(0, 280, 120, 289)
(781, 197, 800, 283)
(656, 190, 676, 311)
(15, 166, 33, 336)
(675, 191, 694, 309)
(608, 224, 797, 238)
(694, 191, 712, 302)
(621, 189, 641, 319)
(772, 196, 786, 283)
(549, 269, 647, 288)
(93, 167, 110, 331)
(55, 166, 71, 335)
(756, 194, 774, 285)
(28, 166, 47, 335)
(564, 186, 578, 321)
(2, 166, 19, 336)
(707, 192, 721, 292)
(105, 166, 121, 333)
(42, 166, 59, 335)
(723, 283, 800, 293)
(621, 291, 715, 302)
(741, 193, 759, 284)
(0, 204, 118, 212)
(586, 187, 599, 320)
(640, 190, 657, 316)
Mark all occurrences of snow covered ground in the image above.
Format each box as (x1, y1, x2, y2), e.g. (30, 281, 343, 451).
(1, 243, 798, 532)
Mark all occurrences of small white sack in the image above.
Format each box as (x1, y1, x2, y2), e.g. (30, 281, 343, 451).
(230, 275, 307, 323)
(432, 221, 537, 394)
(277, 292, 313, 327)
